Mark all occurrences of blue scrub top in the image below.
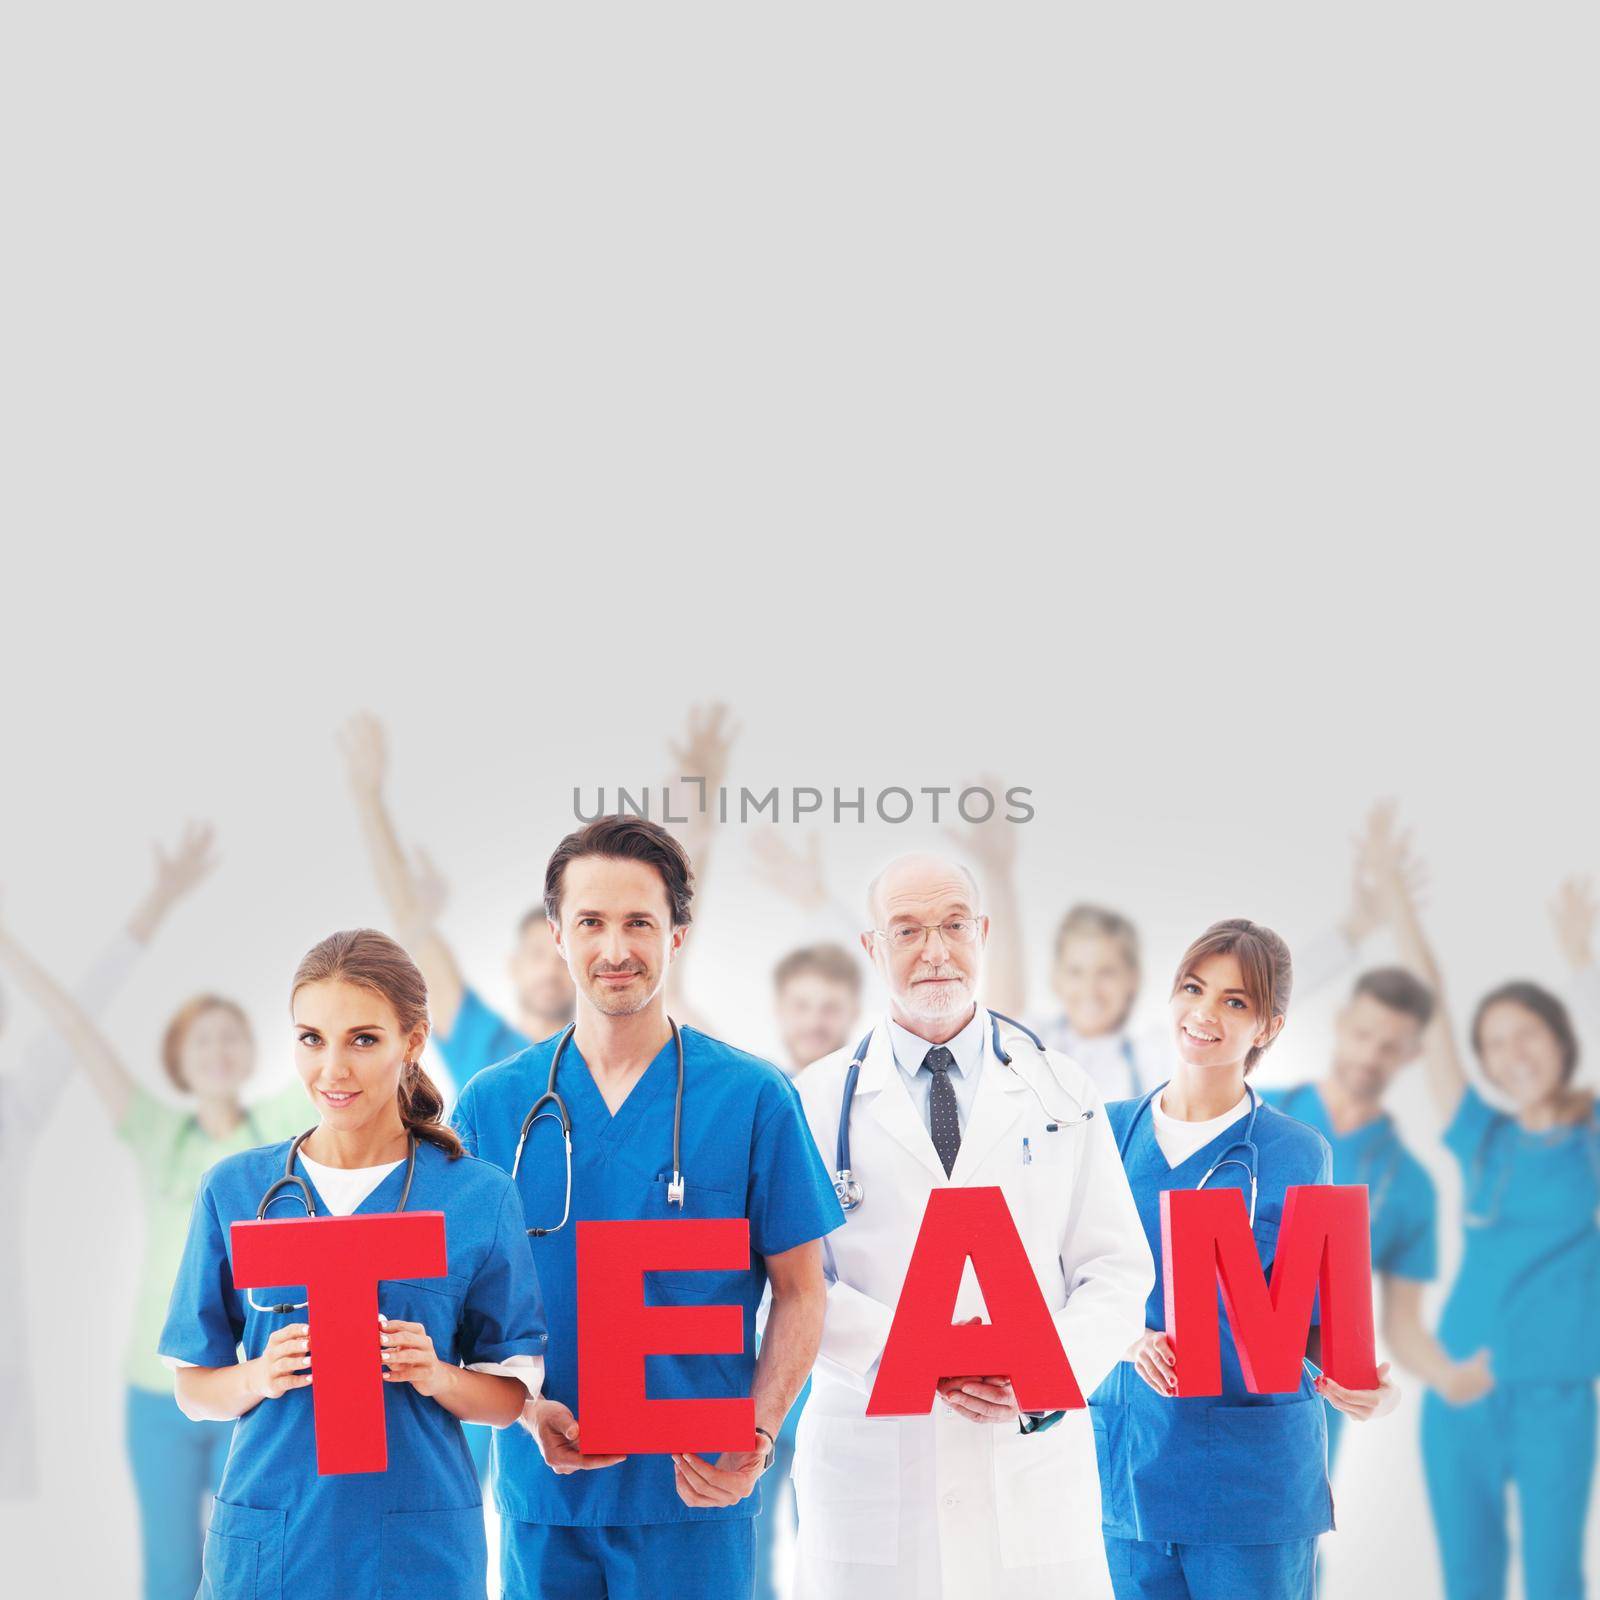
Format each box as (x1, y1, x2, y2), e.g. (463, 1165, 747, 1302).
(1090, 1088, 1335, 1547)
(158, 1138, 546, 1600)
(1438, 1086, 1600, 1383)
(1264, 1083, 1437, 1282)
(435, 986, 533, 1092)
(452, 1024, 845, 1528)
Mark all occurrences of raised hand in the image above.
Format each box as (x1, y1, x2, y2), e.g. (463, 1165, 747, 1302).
(337, 712, 389, 797)
(1349, 800, 1428, 936)
(129, 822, 219, 941)
(668, 702, 740, 795)
(1551, 876, 1597, 971)
(750, 830, 829, 912)
(943, 773, 1017, 874)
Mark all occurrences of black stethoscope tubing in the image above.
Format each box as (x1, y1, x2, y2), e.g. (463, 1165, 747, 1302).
(513, 1017, 687, 1236)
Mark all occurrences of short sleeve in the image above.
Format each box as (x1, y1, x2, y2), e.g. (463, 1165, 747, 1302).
(457, 1181, 546, 1369)
(1443, 1086, 1501, 1170)
(1380, 1167, 1438, 1282)
(434, 988, 529, 1093)
(746, 1078, 845, 1259)
(117, 1086, 188, 1173)
(158, 1179, 246, 1369)
(451, 1082, 481, 1159)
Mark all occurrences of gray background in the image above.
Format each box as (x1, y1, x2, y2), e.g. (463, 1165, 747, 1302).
(2, 4, 1595, 1595)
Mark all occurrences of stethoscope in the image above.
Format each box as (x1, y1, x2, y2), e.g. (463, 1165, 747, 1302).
(833, 1011, 1095, 1213)
(1118, 1083, 1263, 1228)
(1281, 1084, 1404, 1227)
(246, 1128, 420, 1314)
(1462, 1110, 1600, 1230)
(512, 1018, 686, 1237)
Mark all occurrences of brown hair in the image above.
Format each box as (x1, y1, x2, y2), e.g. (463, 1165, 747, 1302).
(291, 928, 462, 1158)
(161, 995, 253, 1093)
(543, 815, 695, 928)
(1471, 981, 1580, 1086)
(1053, 903, 1141, 972)
(773, 943, 862, 996)
(1170, 918, 1293, 1074)
(1352, 966, 1436, 1029)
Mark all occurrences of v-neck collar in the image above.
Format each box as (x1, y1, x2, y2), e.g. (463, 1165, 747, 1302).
(559, 1030, 678, 1148)
(1134, 1086, 1255, 1179)
(292, 1139, 417, 1216)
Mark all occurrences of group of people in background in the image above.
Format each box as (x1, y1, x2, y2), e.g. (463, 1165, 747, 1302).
(0, 704, 1594, 1600)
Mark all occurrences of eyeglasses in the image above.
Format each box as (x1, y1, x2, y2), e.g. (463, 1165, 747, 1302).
(872, 918, 982, 951)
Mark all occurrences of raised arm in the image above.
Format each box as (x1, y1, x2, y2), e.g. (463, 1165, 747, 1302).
(0, 825, 218, 1127)
(0, 905, 138, 1123)
(1369, 810, 1464, 1123)
(662, 702, 738, 1030)
(337, 712, 466, 1036)
(944, 775, 1025, 1019)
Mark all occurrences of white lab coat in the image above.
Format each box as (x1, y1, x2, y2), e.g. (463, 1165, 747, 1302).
(792, 1011, 1154, 1600)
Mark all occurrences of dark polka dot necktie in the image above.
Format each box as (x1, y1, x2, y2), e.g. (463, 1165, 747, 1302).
(924, 1046, 962, 1177)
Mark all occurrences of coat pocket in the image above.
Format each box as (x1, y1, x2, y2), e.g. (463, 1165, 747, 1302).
(200, 1501, 285, 1600)
(379, 1504, 488, 1600)
(793, 1413, 900, 1567)
(993, 1409, 1100, 1569)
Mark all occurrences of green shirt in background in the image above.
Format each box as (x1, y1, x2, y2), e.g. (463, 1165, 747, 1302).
(117, 1081, 311, 1392)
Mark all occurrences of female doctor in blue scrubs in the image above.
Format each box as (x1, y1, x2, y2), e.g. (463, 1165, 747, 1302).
(1380, 853, 1600, 1600)
(160, 929, 547, 1600)
(1090, 919, 1398, 1600)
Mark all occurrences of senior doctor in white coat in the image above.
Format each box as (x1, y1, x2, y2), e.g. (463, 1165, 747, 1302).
(792, 853, 1152, 1600)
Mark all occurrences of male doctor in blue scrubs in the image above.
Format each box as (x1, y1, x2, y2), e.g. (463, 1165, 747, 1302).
(1263, 967, 1493, 1462)
(453, 815, 844, 1600)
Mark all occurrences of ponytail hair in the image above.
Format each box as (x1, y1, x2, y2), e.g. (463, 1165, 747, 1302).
(291, 928, 464, 1159)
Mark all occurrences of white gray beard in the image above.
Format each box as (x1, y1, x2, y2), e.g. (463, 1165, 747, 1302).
(899, 978, 974, 1024)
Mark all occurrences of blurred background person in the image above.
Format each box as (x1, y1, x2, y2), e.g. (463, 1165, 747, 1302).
(1262, 965, 1487, 1463)
(771, 943, 861, 1077)
(1378, 825, 1598, 1600)
(0, 828, 215, 1506)
(0, 826, 314, 1600)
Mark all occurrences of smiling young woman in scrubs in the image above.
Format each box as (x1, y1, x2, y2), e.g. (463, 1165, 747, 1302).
(1377, 851, 1599, 1600)
(1089, 919, 1398, 1600)
(160, 929, 546, 1600)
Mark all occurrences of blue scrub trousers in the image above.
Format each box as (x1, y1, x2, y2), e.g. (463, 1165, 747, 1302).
(1103, 1535, 1316, 1600)
(1422, 1380, 1596, 1600)
(125, 1384, 234, 1600)
(503, 1517, 755, 1600)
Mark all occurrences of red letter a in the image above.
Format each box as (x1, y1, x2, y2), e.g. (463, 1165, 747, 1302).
(866, 1187, 1082, 1416)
